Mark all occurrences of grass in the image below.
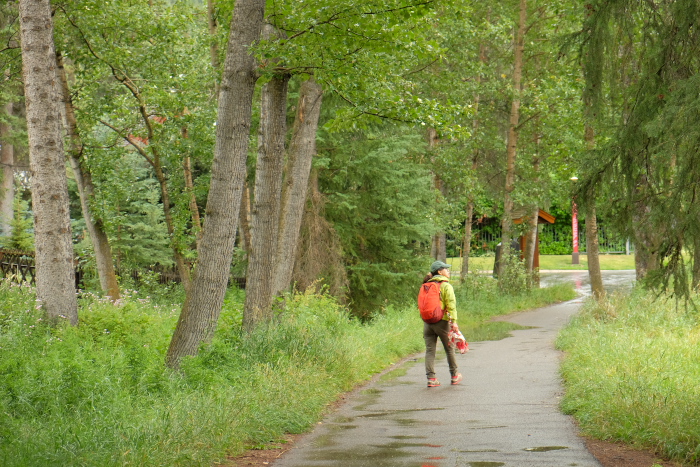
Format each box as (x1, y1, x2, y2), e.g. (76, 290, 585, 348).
(0, 277, 575, 466)
(557, 290, 700, 465)
(447, 254, 636, 272)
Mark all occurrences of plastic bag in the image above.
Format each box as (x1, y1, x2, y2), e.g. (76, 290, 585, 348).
(448, 322, 469, 354)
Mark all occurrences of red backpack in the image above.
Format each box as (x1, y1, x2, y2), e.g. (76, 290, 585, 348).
(418, 281, 445, 324)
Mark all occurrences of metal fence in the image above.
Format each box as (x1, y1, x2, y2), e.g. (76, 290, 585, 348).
(468, 222, 633, 256)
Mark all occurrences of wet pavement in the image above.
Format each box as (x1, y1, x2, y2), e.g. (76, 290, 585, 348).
(539, 269, 636, 297)
(274, 272, 636, 467)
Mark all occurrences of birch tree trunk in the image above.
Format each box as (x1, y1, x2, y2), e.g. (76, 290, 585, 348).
(273, 77, 323, 297)
(166, 0, 265, 368)
(0, 102, 13, 237)
(57, 51, 120, 300)
(19, 0, 78, 324)
(243, 71, 289, 332)
(499, 0, 527, 279)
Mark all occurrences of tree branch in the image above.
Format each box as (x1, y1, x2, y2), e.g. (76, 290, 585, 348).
(98, 119, 156, 169)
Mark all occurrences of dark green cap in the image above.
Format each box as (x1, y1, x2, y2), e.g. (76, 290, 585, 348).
(430, 261, 451, 274)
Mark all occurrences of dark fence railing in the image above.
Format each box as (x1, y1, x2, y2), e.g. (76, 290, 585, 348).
(119, 264, 246, 289)
(0, 248, 84, 289)
(1, 250, 247, 290)
(0, 249, 36, 284)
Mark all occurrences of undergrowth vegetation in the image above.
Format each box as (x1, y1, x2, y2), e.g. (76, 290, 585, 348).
(0, 275, 574, 466)
(557, 290, 700, 465)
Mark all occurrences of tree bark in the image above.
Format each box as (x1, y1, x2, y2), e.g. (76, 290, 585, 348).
(428, 128, 447, 261)
(19, 0, 78, 324)
(499, 0, 527, 279)
(273, 77, 323, 297)
(583, 124, 604, 299)
(166, 0, 265, 369)
(152, 161, 192, 292)
(460, 201, 474, 281)
(461, 41, 486, 282)
(692, 233, 700, 291)
(523, 207, 538, 273)
(243, 71, 289, 332)
(183, 154, 202, 246)
(632, 176, 659, 282)
(57, 51, 120, 300)
(239, 181, 252, 251)
(586, 195, 605, 300)
(0, 102, 14, 237)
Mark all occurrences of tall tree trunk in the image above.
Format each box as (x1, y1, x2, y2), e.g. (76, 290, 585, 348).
(18, 0, 78, 324)
(692, 233, 700, 291)
(584, 124, 604, 299)
(239, 181, 252, 251)
(152, 162, 192, 291)
(586, 194, 605, 300)
(273, 77, 323, 297)
(243, 71, 289, 332)
(207, 0, 221, 101)
(57, 51, 120, 300)
(524, 144, 541, 285)
(0, 102, 13, 237)
(461, 41, 487, 282)
(499, 0, 527, 279)
(523, 207, 538, 273)
(166, 0, 265, 369)
(183, 154, 202, 246)
(460, 201, 474, 281)
(428, 128, 447, 261)
(632, 176, 659, 282)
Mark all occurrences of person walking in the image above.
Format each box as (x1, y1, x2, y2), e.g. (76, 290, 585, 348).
(421, 260, 462, 388)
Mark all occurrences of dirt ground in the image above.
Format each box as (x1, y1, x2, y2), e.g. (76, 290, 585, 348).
(223, 434, 683, 466)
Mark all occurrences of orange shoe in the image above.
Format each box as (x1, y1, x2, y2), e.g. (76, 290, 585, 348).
(451, 373, 463, 385)
(427, 378, 441, 387)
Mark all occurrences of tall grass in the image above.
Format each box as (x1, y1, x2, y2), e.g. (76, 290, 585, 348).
(557, 290, 700, 464)
(455, 273, 577, 340)
(0, 282, 424, 466)
(0, 277, 574, 466)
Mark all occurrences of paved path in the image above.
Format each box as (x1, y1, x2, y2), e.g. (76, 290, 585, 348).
(274, 297, 601, 467)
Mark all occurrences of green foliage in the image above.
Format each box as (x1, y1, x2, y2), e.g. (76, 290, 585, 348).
(53, 0, 215, 266)
(573, 0, 700, 298)
(98, 153, 175, 270)
(558, 289, 700, 464)
(455, 273, 576, 340)
(0, 194, 34, 251)
(0, 282, 423, 466)
(0, 269, 574, 465)
(319, 128, 436, 317)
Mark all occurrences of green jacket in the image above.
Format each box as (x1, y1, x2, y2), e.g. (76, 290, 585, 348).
(428, 275, 457, 323)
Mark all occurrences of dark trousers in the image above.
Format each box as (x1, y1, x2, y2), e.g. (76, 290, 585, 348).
(424, 319, 458, 379)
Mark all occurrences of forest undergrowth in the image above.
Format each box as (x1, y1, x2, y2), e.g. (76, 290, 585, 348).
(0, 276, 574, 466)
(558, 289, 700, 465)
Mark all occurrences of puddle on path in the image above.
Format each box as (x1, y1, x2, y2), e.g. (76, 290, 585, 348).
(524, 445, 569, 452)
(540, 270, 635, 297)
